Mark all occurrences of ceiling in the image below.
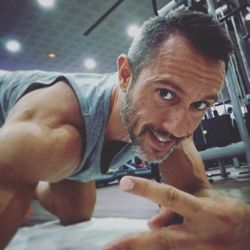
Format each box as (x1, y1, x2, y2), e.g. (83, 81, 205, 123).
(0, 0, 170, 74)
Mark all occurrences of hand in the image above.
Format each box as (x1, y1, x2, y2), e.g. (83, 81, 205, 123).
(148, 206, 183, 230)
(104, 176, 250, 250)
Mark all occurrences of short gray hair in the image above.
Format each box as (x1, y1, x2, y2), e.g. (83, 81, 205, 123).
(127, 9, 234, 81)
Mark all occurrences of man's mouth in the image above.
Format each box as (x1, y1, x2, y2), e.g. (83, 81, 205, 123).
(131, 126, 183, 163)
(151, 130, 172, 144)
(147, 129, 175, 152)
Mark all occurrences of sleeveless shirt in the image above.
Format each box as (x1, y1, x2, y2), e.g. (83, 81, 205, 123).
(0, 70, 135, 182)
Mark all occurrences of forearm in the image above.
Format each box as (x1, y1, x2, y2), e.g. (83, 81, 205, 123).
(160, 154, 210, 194)
(35, 181, 58, 215)
(158, 136, 212, 195)
(0, 182, 37, 249)
(36, 180, 96, 225)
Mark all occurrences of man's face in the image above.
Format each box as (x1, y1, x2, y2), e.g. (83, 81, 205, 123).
(120, 35, 225, 164)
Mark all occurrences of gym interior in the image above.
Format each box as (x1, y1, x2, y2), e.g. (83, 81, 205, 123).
(1, 0, 250, 249)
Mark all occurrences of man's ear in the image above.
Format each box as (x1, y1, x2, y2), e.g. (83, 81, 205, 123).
(117, 54, 132, 93)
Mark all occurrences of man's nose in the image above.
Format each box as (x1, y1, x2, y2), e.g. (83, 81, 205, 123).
(162, 108, 198, 138)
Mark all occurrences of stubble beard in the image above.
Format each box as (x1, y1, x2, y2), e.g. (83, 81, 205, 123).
(120, 91, 181, 164)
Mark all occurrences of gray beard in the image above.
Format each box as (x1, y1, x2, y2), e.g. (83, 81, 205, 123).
(130, 139, 181, 164)
(120, 90, 184, 164)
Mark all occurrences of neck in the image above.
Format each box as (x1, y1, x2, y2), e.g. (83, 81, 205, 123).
(105, 84, 129, 143)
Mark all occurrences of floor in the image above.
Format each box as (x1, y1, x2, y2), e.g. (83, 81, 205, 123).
(26, 164, 250, 225)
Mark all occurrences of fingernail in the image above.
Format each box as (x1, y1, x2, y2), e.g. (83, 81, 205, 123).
(120, 177, 134, 191)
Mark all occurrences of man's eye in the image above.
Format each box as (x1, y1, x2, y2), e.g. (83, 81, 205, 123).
(193, 101, 208, 110)
(158, 90, 174, 100)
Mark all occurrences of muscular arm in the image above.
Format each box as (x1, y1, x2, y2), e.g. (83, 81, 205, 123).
(0, 80, 86, 247)
(0, 81, 84, 183)
(159, 136, 212, 195)
(0, 121, 82, 183)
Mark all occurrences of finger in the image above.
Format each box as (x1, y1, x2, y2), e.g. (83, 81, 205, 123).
(103, 227, 193, 250)
(119, 176, 201, 219)
(148, 207, 175, 229)
(148, 207, 183, 230)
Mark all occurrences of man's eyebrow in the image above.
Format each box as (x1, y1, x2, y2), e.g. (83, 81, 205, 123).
(151, 77, 185, 94)
(202, 95, 218, 102)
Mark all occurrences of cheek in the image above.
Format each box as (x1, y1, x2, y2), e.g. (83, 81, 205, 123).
(137, 107, 165, 129)
(134, 100, 156, 120)
(129, 87, 165, 124)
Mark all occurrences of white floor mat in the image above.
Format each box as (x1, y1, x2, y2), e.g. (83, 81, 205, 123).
(7, 217, 149, 250)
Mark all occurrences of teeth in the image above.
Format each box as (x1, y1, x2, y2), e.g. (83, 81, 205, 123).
(153, 131, 169, 143)
(157, 135, 168, 142)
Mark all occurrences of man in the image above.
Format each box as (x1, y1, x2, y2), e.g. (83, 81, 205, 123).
(0, 9, 249, 249)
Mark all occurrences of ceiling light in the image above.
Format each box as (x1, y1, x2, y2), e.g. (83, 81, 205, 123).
(84, 58, 96, 69)
(127, 25, 140, 37)
(47, 52, 57, 59)
(245, 7, 250, 21)
(5, 40, 21, 53)
(37, 0, 55, 8)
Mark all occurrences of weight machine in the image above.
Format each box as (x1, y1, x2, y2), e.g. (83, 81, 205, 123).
(154, 0, 250, 172)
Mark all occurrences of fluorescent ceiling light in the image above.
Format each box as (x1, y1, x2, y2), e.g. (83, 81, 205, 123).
(245, 13, 250, 21)
(38, 0, 55, 8)
(47, 52, 57, 59)
(127, 25, 140, 37)
(5, 40, 21, 52)
(84, 58, 96, 69)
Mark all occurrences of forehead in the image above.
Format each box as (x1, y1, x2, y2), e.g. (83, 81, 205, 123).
(155, 35, 225, 80)
(135, 35, 225, 95)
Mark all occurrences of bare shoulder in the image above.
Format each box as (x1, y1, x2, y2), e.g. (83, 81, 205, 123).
(178, 135, 199, 154)
(166, 135, 203, 171)
(6, 80, 84, 130)
(1, 80, 85, 182)
(165, 135, 199, 161)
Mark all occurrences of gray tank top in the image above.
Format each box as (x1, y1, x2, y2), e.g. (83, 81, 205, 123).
(0, 70, 135, 182)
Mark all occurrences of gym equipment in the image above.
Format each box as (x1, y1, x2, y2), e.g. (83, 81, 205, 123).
(158, 0, 250, 172)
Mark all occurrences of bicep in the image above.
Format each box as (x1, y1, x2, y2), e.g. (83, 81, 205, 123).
(0, 121, 83, 183)
(1, 80, 85, 183)
(159, 136, 211, 193)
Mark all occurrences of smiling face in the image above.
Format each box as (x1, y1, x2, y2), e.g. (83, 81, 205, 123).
(119, 35, 225, 164)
